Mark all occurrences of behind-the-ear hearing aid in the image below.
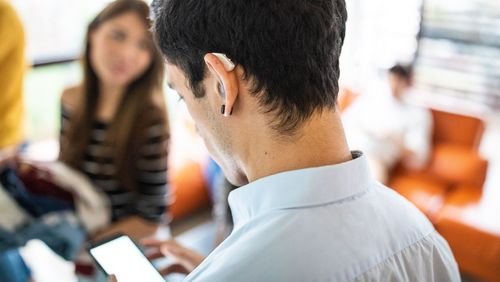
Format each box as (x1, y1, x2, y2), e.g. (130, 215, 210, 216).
(212, 53, 235, 72)
(211, 52, 234, 97)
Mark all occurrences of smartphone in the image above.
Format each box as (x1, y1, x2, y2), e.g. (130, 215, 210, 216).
(88, 234, 164, 282)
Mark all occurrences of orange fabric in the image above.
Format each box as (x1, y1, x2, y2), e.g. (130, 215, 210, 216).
(432, 111, 484, 149)
(390, 176, 448, 222)
(427, 144, 488, 187)
(169, 162, 210, 221)
(436, 218, 500, 282)
(436, 187, 500, 282)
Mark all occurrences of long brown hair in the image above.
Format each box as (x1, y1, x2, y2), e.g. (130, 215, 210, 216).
(60, 0, 168, 191)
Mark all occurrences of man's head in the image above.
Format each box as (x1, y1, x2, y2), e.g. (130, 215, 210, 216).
(388, 64, 412, 100)
(151, 0, 347, 185)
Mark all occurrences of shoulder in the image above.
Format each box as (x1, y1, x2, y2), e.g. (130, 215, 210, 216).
(61, 85, 84, 112)
(0, 1, 17, 18)
(0, 1, 22, 32)
(193, 184, 438, 281)
(0, 1, 23, 45)
(354, 230, 459, 281)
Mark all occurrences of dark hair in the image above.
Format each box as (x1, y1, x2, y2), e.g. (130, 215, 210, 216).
(389, 64, 412, 82)
(151, 0, 347, 135)
(60, 0, 168, 192)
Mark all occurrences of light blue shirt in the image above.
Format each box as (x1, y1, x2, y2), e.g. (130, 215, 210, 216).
(186, 152, 459, 281)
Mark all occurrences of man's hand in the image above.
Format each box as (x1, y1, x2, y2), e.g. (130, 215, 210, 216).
(141, 239, 206, 276)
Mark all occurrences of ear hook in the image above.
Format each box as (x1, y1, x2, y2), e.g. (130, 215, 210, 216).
(212, 53, 236, 72)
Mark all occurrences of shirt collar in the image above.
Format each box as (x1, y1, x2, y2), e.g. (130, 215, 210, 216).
(228, 151, 374, 227)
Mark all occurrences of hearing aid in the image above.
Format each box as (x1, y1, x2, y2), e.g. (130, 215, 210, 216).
(212, 53, 235, 72)
(211, 53, 235, 117)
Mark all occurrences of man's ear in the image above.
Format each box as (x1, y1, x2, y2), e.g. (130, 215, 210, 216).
(204, 53, 239, 117)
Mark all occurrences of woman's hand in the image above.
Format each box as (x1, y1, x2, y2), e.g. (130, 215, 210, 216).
(0, 146, 19, 168)
(141, 238, 206, 276)
(90, 216, 160, 242)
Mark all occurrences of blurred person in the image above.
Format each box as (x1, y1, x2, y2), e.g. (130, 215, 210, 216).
(0, 0, 26, 167)
(131, 1, 459, 281)
(342, 65, 432, 183)
(59, 0, 170, 241)
(0, 2, 30, 281)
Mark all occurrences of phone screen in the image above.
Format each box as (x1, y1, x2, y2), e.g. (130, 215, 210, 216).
(88, 235, 164, 282)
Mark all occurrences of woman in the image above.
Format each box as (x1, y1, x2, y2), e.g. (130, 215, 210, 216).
(59, 0, 169, 241)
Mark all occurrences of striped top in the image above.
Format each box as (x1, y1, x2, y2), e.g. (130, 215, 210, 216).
(60, 106, 169, 223)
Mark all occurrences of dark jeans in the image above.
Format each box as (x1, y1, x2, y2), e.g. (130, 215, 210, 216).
(0, 212, 85, 260)
(0, 248, 31, 282)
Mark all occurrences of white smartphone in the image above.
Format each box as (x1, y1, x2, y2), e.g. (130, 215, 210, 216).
(88, 234, 164, 282)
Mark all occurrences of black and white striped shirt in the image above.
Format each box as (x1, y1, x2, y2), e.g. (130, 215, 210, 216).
(60, 106, 169, 223)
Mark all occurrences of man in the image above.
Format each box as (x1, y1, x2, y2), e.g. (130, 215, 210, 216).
(342, 65, 432, 183)
(144, 0, 459, 281)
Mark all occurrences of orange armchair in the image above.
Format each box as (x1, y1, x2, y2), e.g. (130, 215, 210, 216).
(389, 110, 488, 221)
(388, 110, 500, 281)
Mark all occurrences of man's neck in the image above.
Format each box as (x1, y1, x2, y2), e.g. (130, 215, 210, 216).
(243, 110, 352, 183)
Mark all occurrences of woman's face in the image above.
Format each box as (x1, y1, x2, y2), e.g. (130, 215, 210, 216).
(89, 12, 154, 88)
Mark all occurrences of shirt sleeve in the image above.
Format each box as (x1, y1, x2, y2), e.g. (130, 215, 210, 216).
(404, 107, 433, 169)
(133, 120, 170, 223)
(0, 2, 25, 148)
